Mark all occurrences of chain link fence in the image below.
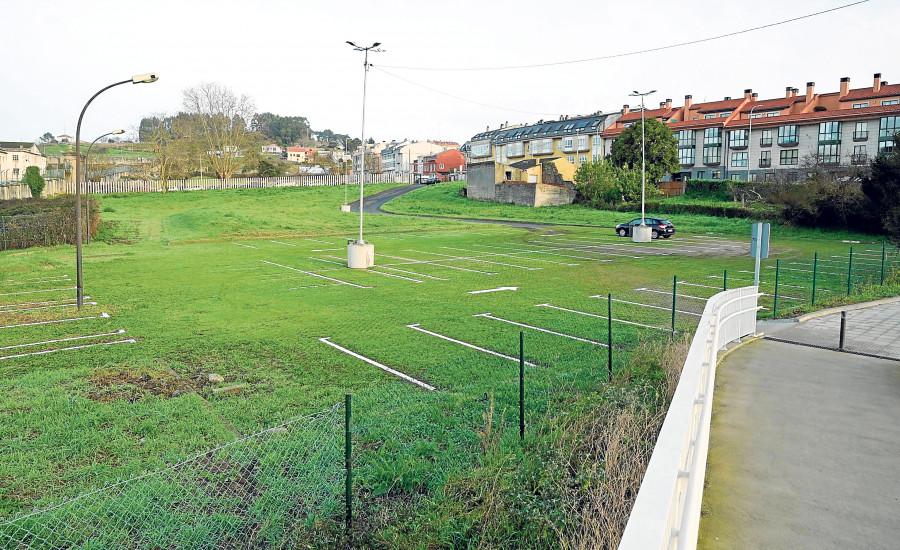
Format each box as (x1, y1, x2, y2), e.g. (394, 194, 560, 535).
(0, 404, 344, 549)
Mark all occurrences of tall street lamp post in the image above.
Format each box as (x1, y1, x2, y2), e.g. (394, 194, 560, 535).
(629, 90, 655, 243)
(75, 73, 158, 309)
(747, 103, 764, 182)
(84, 129, 125, 245)
(346, 41, 382, 269)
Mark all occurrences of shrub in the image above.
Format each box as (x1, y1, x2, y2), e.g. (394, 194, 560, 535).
(23, 166, 45, 197)
(575, 159, 657, 207)
(0, 196, 98, 250)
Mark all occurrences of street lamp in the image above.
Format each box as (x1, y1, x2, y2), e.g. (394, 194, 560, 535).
(346, 41, 382, 269)
(75, 72, 158, 309)
(629, 89, 656, 243)
(84, 129, 124, 245)
(747, 103, 764, 182)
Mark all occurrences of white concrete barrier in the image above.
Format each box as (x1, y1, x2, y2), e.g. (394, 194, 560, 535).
(619, 286, 761, 550)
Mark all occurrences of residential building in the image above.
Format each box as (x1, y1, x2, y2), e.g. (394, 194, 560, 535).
(0, 142, 47, 183)
(352, 141, 389, 174)
(285, 146, 316, 163)
(261, 144, 284, 156)
(56, 134, 73, 144)
(421, 149, 466, 182)
(381, 141, 448, 177)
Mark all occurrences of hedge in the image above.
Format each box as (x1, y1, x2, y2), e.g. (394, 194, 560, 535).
(613, 200, 778, 219)
(0, 196, 99, 250)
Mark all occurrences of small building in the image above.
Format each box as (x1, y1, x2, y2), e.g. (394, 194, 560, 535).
(286, 146, 316, 163)
(0, 142, 47, 183)
(261, 144, 284, 156)
(422, 149, 466, 182)
(467, 157, 577, 207)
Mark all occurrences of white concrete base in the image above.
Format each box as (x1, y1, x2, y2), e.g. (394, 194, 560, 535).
(340, 204, 351, 212)
(632, 224, 652, 243)
(347, 242, 374, 269)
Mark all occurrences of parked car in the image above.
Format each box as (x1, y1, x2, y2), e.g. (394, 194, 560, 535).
(421, 174, 441, 185)
(614, 217, 676, 239)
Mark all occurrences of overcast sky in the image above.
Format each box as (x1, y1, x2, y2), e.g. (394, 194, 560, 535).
(1, 0, 893, 146)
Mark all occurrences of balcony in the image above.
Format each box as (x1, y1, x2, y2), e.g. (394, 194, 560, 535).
(851, 154, 868, 165)
(853, 131, 869, 141)
(816, 155, 840, 165)
(759, 159, 772, 168)
(778, 139, 799, 147)
(730, 142, 748, 150)
(759, 138, 773, 147)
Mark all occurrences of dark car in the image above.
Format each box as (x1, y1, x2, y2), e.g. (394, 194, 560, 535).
(421, 174, 441, 185)
(615, 217, 676, 239)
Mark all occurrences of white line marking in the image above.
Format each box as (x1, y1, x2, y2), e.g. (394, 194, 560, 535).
(1, 329, 127, 351)
(311, 248, 345, 252)
(0, 287, 76, 297)
(412, 250, 540, 270)
(406, 324, 538, 367)
(269, 240, 297, 246)
(525, 241, 643, 259)
(634, 287, 709, 301)
(535, 303, 672, 331)
(678, 281, 723, 290)
(378, 253, 498, 275)
(306, 238, 339, 245)
(4, 275, 71, 282)
(1, 338, 136, 360)
(233, 243, 258, 249)
(441, 246, 578, 266)
(378, 266, 449, 280)
(287, 283, 344, 290)
(2, 277, 71, 286)
(318, 337, 435, 391)
(367, 270, 423, 283)
(473, 313, 606, 346)
(588, 295, 702, 316)
(468, 287, 517, 294)
(0, 297, 81, 309)
(1, 301, 97, 313)
(307, 257, 345, 265)
(261, 260, 370, 288)
(1, 312, 110, 329)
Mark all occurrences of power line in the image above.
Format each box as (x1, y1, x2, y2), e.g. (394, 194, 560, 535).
(372, 66, 562, 117)
(378, 1, 870, 72)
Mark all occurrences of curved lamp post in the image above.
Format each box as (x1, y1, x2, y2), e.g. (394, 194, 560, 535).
(629, 89, 656, 243)
(75, 73, 158, 309)
(747, 103, 764, 182)
(84, 129, 124, 244)
(346, 41, 382, 269)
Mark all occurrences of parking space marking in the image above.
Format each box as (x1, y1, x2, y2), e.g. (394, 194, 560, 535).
(0, 287, 76, 297)
(525, 241, 642, 259)
(261, 260, 371, 288)
(1, 312, 110, 330)
(269, 240, 297, 247)
(0, 297, 81, 309)
(1, 301, 97, 313)
(441, 246, 578, 266)
(306, 257, 345, 266)
(412, 250, 541, 270)
(1, 338, 137, 361)
(589, 295, 703, 316)
(2, 277, 71, 286)
(367, 269, 423, 283)
(473, 313, 606, 346)
(377, 254, 498, 275)
(378, 266, 449, 280)
(535, 303, 672, 331)
(486, 243, 612, 262)
(233, 243, 258, 249)
(319, 337, 435, 391)
(1, 329, 127, 351)
(406, 324, 539, 367)
(635, 287, 710, 301)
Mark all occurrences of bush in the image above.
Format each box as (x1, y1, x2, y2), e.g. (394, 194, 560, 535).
(683, 179, 731, 201)
(613, 200, 774, 219)
(0, 196, 98, 250)
(23, 166, 45, 197)
(575, 159, 657, 207)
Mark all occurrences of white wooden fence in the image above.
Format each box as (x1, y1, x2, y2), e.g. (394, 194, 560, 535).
(0, 184, 33, 200)
(42, 172, 410, 197)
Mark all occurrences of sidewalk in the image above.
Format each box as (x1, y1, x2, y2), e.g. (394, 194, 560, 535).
(698, 328, 900, 548)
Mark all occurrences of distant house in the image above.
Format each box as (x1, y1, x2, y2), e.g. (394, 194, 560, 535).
(286, 146, 316, 163)
(422, 149, 466, 182)
(261, 144, 284, 156)
(57, 134, 73, 144)
(0, 142, 47, 182)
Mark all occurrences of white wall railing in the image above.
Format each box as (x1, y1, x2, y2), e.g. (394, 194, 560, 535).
(619, 286, 761, 550)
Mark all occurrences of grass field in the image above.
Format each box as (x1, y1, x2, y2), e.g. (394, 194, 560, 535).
(2, 182, 898, 547)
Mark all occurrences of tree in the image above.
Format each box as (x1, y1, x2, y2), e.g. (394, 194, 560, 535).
(574, 158, 653, 207)
(251, 113, 311, 146)
(346, 138, 361, 153)
(140, 113, 193, 192)
(862, 134, 900, 241)
(257, 158, 279, 177)
(40, 132, 55, 144)
(182, 82, 258, 179)
(609, 118, 680, 184)
(23, 166, 45, 197)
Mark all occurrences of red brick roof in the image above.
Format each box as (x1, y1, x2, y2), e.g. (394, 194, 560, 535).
(726, 103, 900, 128)
(839, 83, 900, 102)
(739, 96, 806, 112)
(618, 107, 676, 122)
(691, 98, 746, 113)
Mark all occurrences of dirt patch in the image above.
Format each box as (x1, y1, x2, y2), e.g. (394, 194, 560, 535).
(87, 366, 194, 403)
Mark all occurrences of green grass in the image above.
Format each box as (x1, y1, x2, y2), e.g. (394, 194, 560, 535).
(41, 145, 154, 158)
(1, 182, 898, 547)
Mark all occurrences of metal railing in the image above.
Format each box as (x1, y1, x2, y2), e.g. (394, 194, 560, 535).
(618, 286, 761, 550)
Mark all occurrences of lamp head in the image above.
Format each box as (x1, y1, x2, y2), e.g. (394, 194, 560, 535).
(113, 129, 125, 135)
(132, 72, 159, 84)
(372, 42, 381, 47)
(346, 41, 358, 47)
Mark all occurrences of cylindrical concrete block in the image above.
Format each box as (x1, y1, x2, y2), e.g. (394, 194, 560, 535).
(632, 224, 652, 243)
(347, 242, 374, 269)
(340, 204, 351, 212)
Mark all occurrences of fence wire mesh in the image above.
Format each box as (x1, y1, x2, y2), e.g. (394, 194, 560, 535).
(0, 403, 344, 549)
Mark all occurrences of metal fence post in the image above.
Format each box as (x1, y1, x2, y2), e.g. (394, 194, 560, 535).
(773, 259, 780, 319)
(723, 269, 727, 291)
(344, 393, 352, 543)
(881, 241, 886, 285)
(812, 252, 818, 306)
(847, 247, 853, 296)
(671, 275, 677, 340)
(839, 311, 846, 351)
(519, 331, 525, 441)
(607, 293, 613, 382)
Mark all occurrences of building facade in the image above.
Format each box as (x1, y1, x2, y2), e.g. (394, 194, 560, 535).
(0, 142, 47, 183)
(422, 149, 466, 181)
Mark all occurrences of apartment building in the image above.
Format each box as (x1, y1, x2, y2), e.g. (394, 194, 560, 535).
(0, 142, 47, 183)
(600, 73, 900, 182)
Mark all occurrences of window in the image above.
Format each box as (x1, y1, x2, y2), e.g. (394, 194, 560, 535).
(760, 150, 771, 167)
(507, 142, 524, 157)
(711, 170, 722, 179)
(12, 155, 18, 161)
(703, 128, 722, 164)
(532, 139, 553, 155)
(567, 155, 575, 163)
(439, 163, 445, 169)
(679, 147, 696, 165)
(13, 168, 20, 177)
(578, 155, 587, 163)
(786, 172, 799, 183)
(472, 144, 491, 158)
(852, 145, 867, 164)
(854, 122, 869, 140)
(760, 129, 773, 147)
(818, 121, 841, 143)
(729, 129, 748, 147)
(677, 130, 694, 148)
(563, 137, 573, 151)
(696, 171, 705, 179)
(749, 113, 762, 119)
(731, 174, 742, 181)
(883, 99, 899, 106)
(817, 143, 840, 164)
(577, 136, 587, 150)
(623, 123, 633, 128)
(879, 116, 900, 152)
(591, 135, 602, 149)
(764, 172, 775, 182)
(778, 125, 798, 145)
(765, 112, 780, 117)
(731, 152, 748, 167)
(703, 128, 722, 146)
(780, 149, 799, 165)
(704, 114, 716, 119)
(719, 112, 729, 118)
(853, 102, 870, 109)
(703, 147, 721, 164)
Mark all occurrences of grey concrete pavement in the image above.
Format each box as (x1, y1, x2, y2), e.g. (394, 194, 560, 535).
(699, 338, 900, 549)
(348, 184, 427, 213)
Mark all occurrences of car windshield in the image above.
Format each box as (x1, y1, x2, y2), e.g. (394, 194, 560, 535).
(658, 219, 672, 225)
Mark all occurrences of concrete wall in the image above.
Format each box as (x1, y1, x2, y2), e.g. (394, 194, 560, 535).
(0, 184, 33, 200)
(533, 183, 576, 206)
(492, 182, 575, 207)
(467, 162, 500, 201)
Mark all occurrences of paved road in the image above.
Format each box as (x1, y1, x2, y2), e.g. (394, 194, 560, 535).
(699, 333, 900, 549)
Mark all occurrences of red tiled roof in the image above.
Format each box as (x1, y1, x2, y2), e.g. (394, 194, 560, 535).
(618, 107, 676, 122)
(691, 98, 746, 113)
(839, 83, 900, 102)
(726, 103, 900, 128)
(739, 96, 806, 112)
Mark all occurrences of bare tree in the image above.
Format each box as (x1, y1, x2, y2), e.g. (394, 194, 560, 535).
(182, 82, 258, 179)
(142, 113, 193, 192)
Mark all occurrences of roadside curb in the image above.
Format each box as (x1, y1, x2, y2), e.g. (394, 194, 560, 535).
(717, 334, 765, 362)
(795, 295, 900, 323)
